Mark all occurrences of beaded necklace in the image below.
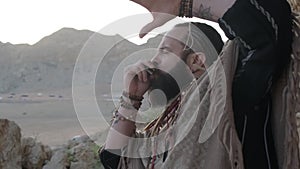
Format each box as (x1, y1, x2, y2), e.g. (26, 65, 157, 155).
(144, 79, 198, 169)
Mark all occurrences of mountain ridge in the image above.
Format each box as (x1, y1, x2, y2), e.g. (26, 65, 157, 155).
(0, 27, 163, 94)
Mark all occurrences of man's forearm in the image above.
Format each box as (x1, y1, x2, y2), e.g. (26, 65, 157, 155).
(104, 102, 139, 149)
(192, 0, 236, 22)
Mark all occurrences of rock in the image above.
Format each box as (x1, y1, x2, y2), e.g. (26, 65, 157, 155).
(42, 149, 69, 169)
(21, 137, 52, 169)
(67, 135, 91, 148)
(0, 120, 104, 169)
(68, 141, 102, 169)
(70, 162, 88, 169)
(0, 119, 22, 169)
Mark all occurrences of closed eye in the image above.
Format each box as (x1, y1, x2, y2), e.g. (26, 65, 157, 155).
(159, 47, 172, 54)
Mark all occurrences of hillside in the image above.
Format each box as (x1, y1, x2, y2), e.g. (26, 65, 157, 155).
(0, 28, 162, 94)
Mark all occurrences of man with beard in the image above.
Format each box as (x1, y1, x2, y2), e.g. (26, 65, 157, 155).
(99, 22, 224, 169)
(129, 0, 293, 168)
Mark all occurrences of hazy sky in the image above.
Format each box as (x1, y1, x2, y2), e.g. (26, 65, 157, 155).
(0, 0, 226, 45)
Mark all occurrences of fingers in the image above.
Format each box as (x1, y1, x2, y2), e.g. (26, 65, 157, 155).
(142, 62, 156, 80)
(139, 20, 160, 38)
(137, 64, 147, 82)
(139, 21, 152, 38)
(136, 61, 156, 82)
(129, 0, 150, 9)
(126, 61, 157, 82)
(142, 61, 156, 70)
(139, 13, 175, 38)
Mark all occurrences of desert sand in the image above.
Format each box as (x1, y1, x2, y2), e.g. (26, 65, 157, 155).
(0, 92, 115, 146)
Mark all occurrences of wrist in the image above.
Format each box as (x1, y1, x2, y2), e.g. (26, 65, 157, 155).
(120, 94, 142, 110)
(192, 0, 200, 17)
(118, 106, 138, 119)
(179, 0, 193, 18)
(122, 91, 144, 102)
(112, 106, 138, 125)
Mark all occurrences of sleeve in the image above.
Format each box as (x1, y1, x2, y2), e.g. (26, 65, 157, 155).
(218, 0, 292, 50)
(99, 131, 148, 169)
(99, 149, 121, 169)
(218, 0, 293, 113)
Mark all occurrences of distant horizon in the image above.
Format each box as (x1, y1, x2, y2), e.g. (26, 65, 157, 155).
(0, 27, 152, 46)
(0, 24, 228, 46)
(0, 27, 96, 45)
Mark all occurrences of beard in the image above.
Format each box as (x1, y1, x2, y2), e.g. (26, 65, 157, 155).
(148, 61, 194, 107)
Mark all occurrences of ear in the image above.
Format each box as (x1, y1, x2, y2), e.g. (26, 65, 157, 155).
(186, 52, 206, 72)
(194, 52, 206, 66)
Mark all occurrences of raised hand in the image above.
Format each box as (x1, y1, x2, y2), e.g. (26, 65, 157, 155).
(130, 0, 181, 38)
(123, 61, 157, 97)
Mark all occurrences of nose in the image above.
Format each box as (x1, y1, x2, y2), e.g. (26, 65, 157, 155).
(151, 53, 162, 66)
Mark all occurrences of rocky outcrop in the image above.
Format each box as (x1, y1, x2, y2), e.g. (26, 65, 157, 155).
(21, 137, 52, 169)
(0, 119, 104, 169)
(0, 119, 22, 169)
(42, 150, 69, 169)
(43, 135, 104, 169)
(67, 135, 103, 169)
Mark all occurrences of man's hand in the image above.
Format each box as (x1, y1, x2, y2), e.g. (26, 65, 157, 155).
(124, 61, 157, 97)
(130, 0, 181, 38)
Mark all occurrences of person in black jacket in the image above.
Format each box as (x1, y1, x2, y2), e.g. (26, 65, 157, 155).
(128, 0, 293, 168)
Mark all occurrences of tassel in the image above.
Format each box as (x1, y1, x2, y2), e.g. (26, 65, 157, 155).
(288, 0, 300, 17)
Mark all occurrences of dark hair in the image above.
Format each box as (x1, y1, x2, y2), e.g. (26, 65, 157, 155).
(176, 22, 224, 66)
(191, 22, 224, 54)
